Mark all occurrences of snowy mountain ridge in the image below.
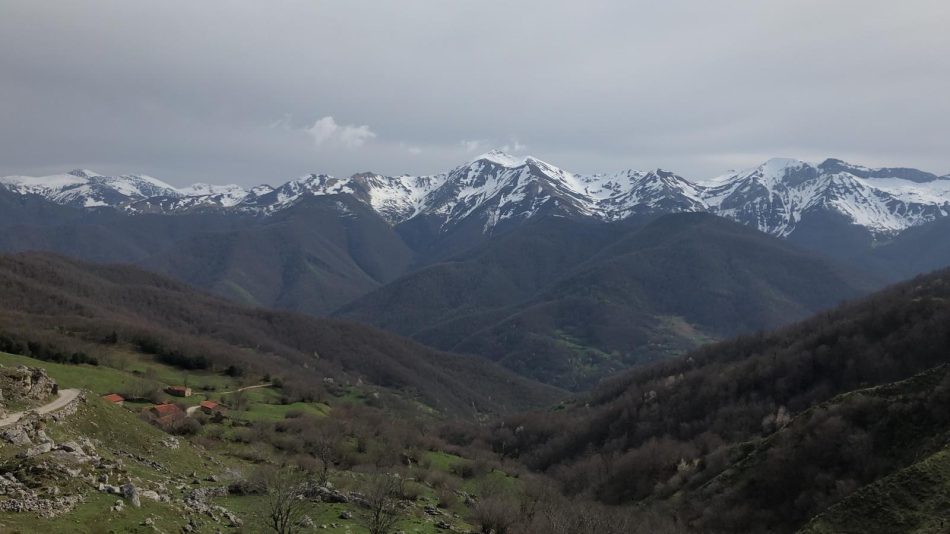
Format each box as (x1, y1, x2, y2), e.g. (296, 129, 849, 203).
(3, 153, 949, 238)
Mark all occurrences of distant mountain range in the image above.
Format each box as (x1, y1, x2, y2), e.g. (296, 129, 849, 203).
(3, 152, 949, 239)
(5, 153, 950, 388)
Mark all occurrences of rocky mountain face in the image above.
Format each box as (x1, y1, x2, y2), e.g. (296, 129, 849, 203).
(3, 153, 948, 241)
(705, 158, 950, 237)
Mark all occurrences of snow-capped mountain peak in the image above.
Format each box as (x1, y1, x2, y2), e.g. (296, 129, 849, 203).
(4, 155, 950, 239)
(67, 169, 103, 178)
(0, 169, 180, 208)
(705, 158, 950, 236)
(178, 182, 244, 196)
(472, 149, 527, 168)
(172, 183, 250, 208)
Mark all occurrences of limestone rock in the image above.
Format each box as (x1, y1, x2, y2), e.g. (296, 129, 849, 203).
(140, 490, 162, 502)
(120, 483, 141, 508)
(17, 442, 52, 459)
(0, 366, 57, 402)
(1, 426, 32, 446)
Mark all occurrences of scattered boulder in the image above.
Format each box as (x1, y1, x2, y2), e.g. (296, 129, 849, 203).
(120, 483, 141, 508)
(77, 437, 96, 451)
(187, 486, 228, 500)
(183, 486, 242, 527)
(349, 492, 370, 508)
(309, 484, 349, 503)
(58, 441, 83, 453)
(1, 426, 32, 446)
(140, 490, 162, 502)
(33, 428, 52, 445)
(339, 510, 353, 520)
(98, 483, 122, 495)
(1, 493, 83, 518)
(51, 441, 96, 465)
(17, 442, 52, 459)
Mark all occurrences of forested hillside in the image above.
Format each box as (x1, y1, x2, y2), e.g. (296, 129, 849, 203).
(342, 213, 880, 389)
(0, 252, 563, 415)
(141, 195, 416, 314)
(468, 267, 950, 532)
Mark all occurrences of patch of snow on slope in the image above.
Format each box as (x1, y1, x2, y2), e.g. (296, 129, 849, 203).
(474, 149, 527, 168)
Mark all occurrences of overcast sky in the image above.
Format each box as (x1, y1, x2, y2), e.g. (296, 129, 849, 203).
(1, 1, 949, 187)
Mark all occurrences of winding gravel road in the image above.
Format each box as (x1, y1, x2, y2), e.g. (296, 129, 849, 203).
(0, 388, 81, 428)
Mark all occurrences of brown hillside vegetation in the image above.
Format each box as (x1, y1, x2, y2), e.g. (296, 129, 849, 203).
(474, 267, 950, 532)
(0, 252, 563, 415)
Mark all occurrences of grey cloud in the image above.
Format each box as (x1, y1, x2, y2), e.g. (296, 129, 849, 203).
(1, 0, 949, 186)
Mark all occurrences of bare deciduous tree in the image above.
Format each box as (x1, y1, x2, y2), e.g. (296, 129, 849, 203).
(263, 466, 306, 534)
(471, 476, 522, 534)
(305, 421, 343, 486)
(360, 472, 405, 534)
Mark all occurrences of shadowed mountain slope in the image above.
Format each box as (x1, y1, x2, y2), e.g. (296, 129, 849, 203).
(342, 213, 880, 389)
(486, 266, 950, 531)
(0, 252, 563, 415)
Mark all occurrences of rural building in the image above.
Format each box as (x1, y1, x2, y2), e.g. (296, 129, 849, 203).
(102, 393, 124, 405)
(199, 400, 222, 414)
(165, 386, 192, 397)
(149, 403, 184, 425)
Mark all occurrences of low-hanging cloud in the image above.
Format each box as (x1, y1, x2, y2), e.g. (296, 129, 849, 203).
(307, 116, 377, 149)
(461, 140, 484, 153)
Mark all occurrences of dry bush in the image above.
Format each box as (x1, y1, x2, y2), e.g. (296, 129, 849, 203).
(436, 486, 459, 509)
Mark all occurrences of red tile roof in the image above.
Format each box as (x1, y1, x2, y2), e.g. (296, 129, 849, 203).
(102, 393, 124, 403)
(150, 403, 182, 416)
(199, 400, 220, 409)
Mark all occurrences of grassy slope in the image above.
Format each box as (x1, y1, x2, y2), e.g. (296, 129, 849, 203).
(681, 365, 950, 533)
(798, 445, 950, 534)
(1, 397, 220, 533)
(0, 352, 532, 533)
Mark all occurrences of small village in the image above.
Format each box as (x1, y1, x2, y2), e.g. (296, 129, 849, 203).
(102, 386, 226, 428)
(0, 352, 490, 533)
